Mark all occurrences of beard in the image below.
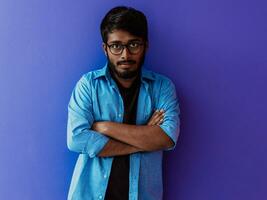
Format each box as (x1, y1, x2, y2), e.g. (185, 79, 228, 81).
(107, 53, 145, 80)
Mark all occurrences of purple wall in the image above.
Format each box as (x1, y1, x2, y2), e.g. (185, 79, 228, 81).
(1, 0, 266, 199)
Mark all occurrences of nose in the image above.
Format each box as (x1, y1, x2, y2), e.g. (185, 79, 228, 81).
(120, 46, 130, 60)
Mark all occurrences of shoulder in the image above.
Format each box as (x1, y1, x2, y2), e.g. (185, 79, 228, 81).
(80, 68, 102, 81)
(77, 67, 105, 86)
(143, 68, 175, 87)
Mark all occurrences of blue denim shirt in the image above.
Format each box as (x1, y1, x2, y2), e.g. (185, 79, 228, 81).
(67, 64, 180, 200)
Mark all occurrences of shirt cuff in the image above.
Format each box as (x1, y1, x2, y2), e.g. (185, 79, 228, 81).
(85, 130, 110, 158)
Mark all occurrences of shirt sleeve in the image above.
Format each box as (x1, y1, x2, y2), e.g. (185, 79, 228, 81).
(157, 77, 180, 151)
(67, 75, 109, 158)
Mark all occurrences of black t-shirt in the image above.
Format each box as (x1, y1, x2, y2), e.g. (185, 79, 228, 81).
(104, 72, 141, 200)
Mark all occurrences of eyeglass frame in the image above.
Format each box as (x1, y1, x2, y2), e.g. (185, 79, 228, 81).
(105, 41, 145, 55)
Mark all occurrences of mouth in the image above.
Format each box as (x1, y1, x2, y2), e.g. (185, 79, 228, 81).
(117, 61, 136, 67)
(119, 64, 133, 68)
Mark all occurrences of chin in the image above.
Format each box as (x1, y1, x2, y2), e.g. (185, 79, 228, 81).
(116, 69, 139, 79)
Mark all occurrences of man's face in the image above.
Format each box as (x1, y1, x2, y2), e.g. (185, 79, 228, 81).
(103, 30, 147, 80)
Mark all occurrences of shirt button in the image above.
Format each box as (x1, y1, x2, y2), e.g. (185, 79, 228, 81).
(118, 113, 122, 117)
(99, 195, 103, 199)
(104, 174, 107, 178)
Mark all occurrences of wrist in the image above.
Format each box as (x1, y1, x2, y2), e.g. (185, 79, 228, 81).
(101, 121, 110, 134)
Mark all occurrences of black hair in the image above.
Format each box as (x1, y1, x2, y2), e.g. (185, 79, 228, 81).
(100, 6, 148, 43)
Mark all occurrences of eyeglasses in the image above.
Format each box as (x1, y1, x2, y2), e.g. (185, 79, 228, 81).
(106, 41, 144, 55)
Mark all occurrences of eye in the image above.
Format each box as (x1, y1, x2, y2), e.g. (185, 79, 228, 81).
(110, 44, 121, 49)
(129, 42, 139, 48)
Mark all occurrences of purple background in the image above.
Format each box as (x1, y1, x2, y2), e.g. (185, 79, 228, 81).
(1, 0, 267, 199)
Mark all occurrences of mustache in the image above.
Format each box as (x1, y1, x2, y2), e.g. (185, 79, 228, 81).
(117, 60, 136, 65)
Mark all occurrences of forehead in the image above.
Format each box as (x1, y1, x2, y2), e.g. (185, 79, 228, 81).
(107, 29, 142, 43)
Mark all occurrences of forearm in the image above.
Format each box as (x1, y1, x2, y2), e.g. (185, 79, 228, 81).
(97, 138, 143, 157)
(98, 122, 174, 151)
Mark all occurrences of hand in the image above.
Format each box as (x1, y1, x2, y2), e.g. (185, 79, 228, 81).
(147, 109, 165, 126)
(91, 121, 108, 133)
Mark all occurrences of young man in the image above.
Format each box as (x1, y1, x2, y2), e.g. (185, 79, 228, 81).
(67, 6, 180, 200)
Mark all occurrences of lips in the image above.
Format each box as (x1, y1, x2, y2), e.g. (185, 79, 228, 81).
(117, 61, 136, 66)
(119, 63, 133, 67)
(120, 63, 132, 65)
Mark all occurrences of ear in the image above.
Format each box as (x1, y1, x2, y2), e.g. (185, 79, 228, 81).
(102, 42, 107, 56)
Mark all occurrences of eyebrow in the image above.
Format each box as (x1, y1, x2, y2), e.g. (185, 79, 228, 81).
(108, 39, 142, 44)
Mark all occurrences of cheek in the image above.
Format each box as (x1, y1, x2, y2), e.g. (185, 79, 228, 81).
(132, 54, 142, 61)
(108, 55, 119, 64)
(135, 54, 145, 64)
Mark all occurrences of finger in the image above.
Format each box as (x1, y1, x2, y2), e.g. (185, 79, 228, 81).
(157, 118, 164, 125)
(148, 110, 159, 125)
(151, 109, 159, 118)
(148, 109, 165, 125)
(151, 114, 164, 125)
(149, 110, 162, 121)
(152, 110, 164, 121)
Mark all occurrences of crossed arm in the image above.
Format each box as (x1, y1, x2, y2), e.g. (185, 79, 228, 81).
(92, 110, 174, 157)
(67, 76, 179, 158)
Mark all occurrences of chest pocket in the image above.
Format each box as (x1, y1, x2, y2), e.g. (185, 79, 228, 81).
(91, 85, 121, 122)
